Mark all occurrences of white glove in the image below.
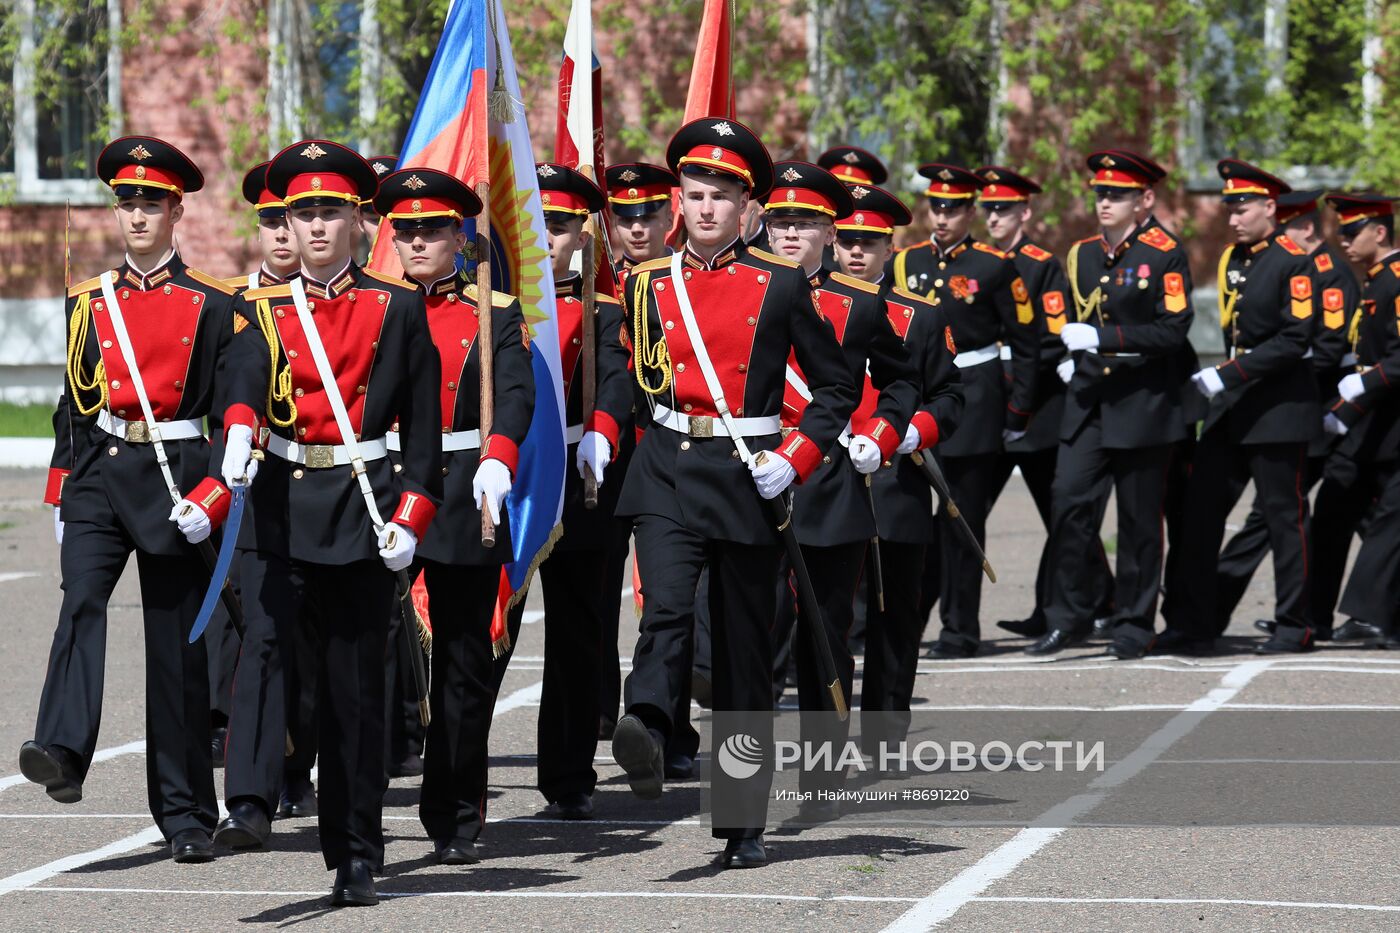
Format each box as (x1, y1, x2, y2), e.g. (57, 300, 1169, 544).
(221, 424, 258, 487)
(1323, 412, 1349, 436)
(1002, 428, 1027, 445)
(751, 452, 797, 500)
(376, 523, 417, 572)
(1338, 373, 1365, 403)
(1191, 367, 1225, 399)
(1057, 358, 1075, 384)
(575, 430, 611, 485)
(169, 499, 212, 544)
(473, 457, 513, 526)
(848, 436, 882, 474)
(53, 507, 63, 545)
(1060, 322, 1100, 352)
(897, 423, 921, 454)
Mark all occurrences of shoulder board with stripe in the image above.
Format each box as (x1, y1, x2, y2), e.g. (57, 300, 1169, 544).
(463, 283, 518, 308)
(1019, 243, 1052, 262)
(891, 286, 932, 307)
(827, 271, 880, 294)
(362, 268, 409, 287)
(1389, 260, 1400, 279)
(222, 276, 249, 291)
(899, 240, 931, 252)
(630, 255, 671, 275)
(595, 292, 622, 306)
(747, 247, 799, 269)
(186, 267, 237, 295)
(67, 274, 105, 298)
(973, 241, 1008, 258)
(244, 283, 294, 302)
(1137, 227, 1177, 252)
(1276, 235, 1306, 256)
(1073, 235, 1099, 248)
(1314, 252, 1334, 273)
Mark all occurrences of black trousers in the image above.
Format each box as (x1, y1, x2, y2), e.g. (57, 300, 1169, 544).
(1310, 463, 1381, 632)
(225, 551, 394, 870)
(419, 560, 500, 844)
(599, 516, 634, 732)
(385, 594, 425, 770)
(1164, 430, 1312, 637)
(537, 547, 606, 802)
(1044, 415, 1172, 634)
(1337, 460, 1400, 631)
(1213, 457, 1326, 633)
(206, 561, 241, 728)
(284, 601, 321, 780)
(36, 519, 216, 840)
(934, 452, 999, 651)
(860, 541, 928, 754)
(624, 514, 779, 839)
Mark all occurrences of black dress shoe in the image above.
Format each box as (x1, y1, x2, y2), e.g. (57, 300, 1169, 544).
(996, 616, 1047, 638)
(389, 753, 424, 778)
(1253, 618, 1277, 635)
(691, 671, 713, 709)
(1332, 619, 1382, 642)
(1105, 628, 1155, 661)
(611, 714, 664, 800)
(926, 640, 978, 660)
(1091, 616, 1115, 638)
(664, 752, 695, 780)
(550, 792, 594, 820)
(171, 828, 215, 864)
(720, 836, 768, 869)
(330, 857, 377, 906)
(214, 799, 271, 849)
(1256, 626, 1315, 654)
(18, 742, 83, 804)
(211, 727, 228, 769)
(1151, 628, 1213, 656)
(277, 776, 317, 819)
(434, 837, 480, 865)
(1025, 629, 1082, 656)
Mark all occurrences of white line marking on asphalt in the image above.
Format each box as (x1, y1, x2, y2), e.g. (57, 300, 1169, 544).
(0, 572, 39, 584)
(881, 659, 1274, 932)
(0, 740, 146, 795)
(493, 681, 543, 715)
(971, 896, 1400, 913)
(0, 825, 164, 896)
(22, 886, 922, 903)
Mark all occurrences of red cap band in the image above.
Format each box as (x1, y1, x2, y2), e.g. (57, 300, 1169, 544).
(678, 145, 754, 187)
(110, 164, 184, 195)
(283, 172, 360, 204)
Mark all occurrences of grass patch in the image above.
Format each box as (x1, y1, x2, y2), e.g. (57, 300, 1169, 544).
(0, 402, 53, 438)
(1102, 533, 1118, 556)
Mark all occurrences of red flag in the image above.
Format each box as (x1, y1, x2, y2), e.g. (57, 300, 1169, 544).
(668, 0, 736, 244)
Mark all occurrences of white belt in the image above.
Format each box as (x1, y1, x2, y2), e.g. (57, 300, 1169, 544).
(652, 404, 780, 438)
(388, 429, 479, 453)
(97, 410, 204, 443)
(1101, 351, 1142, 358)
(955, 344, 1000, 368)
(999, 345, 1012, 361)
(266, 433, 389, 468)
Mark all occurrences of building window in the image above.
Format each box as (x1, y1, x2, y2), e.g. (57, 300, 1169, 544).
(3, 0, 121, 203)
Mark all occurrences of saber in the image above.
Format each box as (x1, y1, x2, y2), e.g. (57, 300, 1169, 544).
(756, 452, 848, 721)
(908, 449, 996, 583)
(864, 474, 885, 612)
(384, 529, 431, 727)
(187, 459, 259, 644)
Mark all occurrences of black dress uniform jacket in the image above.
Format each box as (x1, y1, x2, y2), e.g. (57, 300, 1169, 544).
(1212, 231, 1320, 444)
(1062, 219, 1196, 447)
(1006, 239, 1072, 451)
(403, 275, 534, 566)
(554, 273, 634, 550)
(224, 262, 444, 561)
(1306, 243, 1361, 457)
(892, 236, 1039, 454)
(1333, 255, 1400, 461)
(49, 255, 240, 554)
(785, 269, 920, 547)
(618, 241, 859, 545)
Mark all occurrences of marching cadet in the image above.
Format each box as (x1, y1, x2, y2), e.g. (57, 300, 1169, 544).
(765, 162, 920, 814)
(23, 136, 238, 863)
(1214, 189, 1361, 639)
(216, 140, 443, 906)
(1161, 159, 1318, 654)
(817, 145, 888, 186)
(528, 162, 633, 820)
(974, 166, 1113, 641)
(373, 167, 534, 864)
(830, 183, 963, 756)
(1315, 194, 1400, 647)
(1031, 150, 1195, 658)
(892, 162, 1040, 658)
(611, 118, 858, 869)
(603, 162, 702, 779)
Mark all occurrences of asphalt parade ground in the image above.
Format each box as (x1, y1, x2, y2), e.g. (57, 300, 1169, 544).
(1, 465, 1397, 932)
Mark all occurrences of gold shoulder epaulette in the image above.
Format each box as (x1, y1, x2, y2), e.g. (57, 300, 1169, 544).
(1019, 243, 1052, 262)
(67, 275, 104, 298)
(1073, 235, 1098, 247)
(1277, 235, 1306, 256)
(828, 271, 880, 294)
(245, 283, 294, 302)
(186, 267, 237, 295)
(748, 247, 799, 269)
(631, 255, 672, 275)
(900, 240, 931, 252)
(362, 268, 409, 287)
(891, 287, 928, 306)
(222, 276, 248, 291)
(596, 292, 623, 306)
(973, 241, 1008, 258)
(1138, 227, 1178, 252)
(463, 283, 518, 308)
(1389, 260, 1400, 279)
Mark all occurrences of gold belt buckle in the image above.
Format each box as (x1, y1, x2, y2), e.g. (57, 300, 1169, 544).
(124, 421, 150, 443)
(304, 444, 335, 469)
(687, 415, 714, 438)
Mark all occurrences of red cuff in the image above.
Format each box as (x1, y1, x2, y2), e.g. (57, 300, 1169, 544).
(774, 430, 823, 482)
(1219, 358, 1248, 389)
(188, 476, 232, 528)
(909, 412, 940, 449)
(43, 468, 70, 506)
(481, 434, 520, 475)
(859, 417, 901, 459)
(392, 491, 437, 540)
(223, 404, 258, 440)
(584, 410, 621, 450)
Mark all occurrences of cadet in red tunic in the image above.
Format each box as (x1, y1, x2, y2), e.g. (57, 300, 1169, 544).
(373, 167, 534, 865)
(611, 119, 858, 869)
(216, 141, 443, 906)
(23, 137, 239, 864)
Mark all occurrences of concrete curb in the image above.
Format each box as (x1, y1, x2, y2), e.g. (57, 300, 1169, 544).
(0, 438, 53, 468)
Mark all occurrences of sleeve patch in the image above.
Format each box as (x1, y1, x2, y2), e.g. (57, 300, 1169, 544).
(1164, 272, 1187, 313)
(234, 314, 250, 335)
(945, 326, 957, 354)
(1323, 288, 1344, 312)
(1011, 277, 1033, 324)
(1043, 291, 1066, 316)
(1314, 252, 1334, 272)
(1011, 278, 1029, 303)
(520, 321, 531, 349)
(1290, 275, 1313, 319)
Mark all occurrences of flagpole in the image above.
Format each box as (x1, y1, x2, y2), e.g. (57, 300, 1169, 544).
(579, 169, 600, 509)
(476, 181, 497, 547)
